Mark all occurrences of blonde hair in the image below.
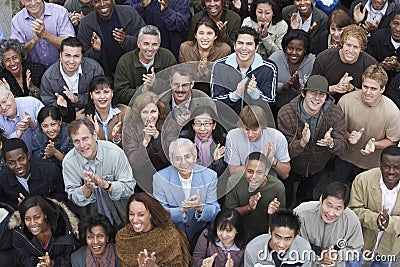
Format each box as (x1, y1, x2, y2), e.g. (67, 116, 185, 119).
(339, 24, 367, 50)
(130, 92, 166, 122)
(238, 105, 268, 129)
(362, 64, 388, 88)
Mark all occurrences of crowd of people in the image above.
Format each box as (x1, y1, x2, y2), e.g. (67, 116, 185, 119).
(0, 0, 399, 266)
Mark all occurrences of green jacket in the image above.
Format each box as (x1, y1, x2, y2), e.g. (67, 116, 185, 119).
(114, 47, 177, 105)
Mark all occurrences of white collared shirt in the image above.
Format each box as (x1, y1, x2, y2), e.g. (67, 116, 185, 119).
(366, 0, 388, 24)
(179, 172, 193, 200)
(391, 37, 400, 50)
(60, 62, 82, 94)
(296, 11, 312, 32)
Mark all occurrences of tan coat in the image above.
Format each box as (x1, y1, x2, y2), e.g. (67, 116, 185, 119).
(349, 167, 400, 256)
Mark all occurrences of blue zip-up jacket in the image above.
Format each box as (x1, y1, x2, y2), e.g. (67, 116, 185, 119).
(210, 52, 277, 114)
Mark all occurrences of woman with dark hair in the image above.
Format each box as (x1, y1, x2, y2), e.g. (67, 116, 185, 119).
(179, 16, 231, 63)
(313, 9, 353, 55)
(193, 209, 246, 267)
(71, 214, 120, 267)
(188, 0, 242, 49)
(0, 39, 46, 99)
(32, 106, 74, 166)
(9, 196, 79, 267)
(269, 29, 315, 110)
(180, 105, 227, 176)
(242, 0, 288, 57)
(77, 75, 127, 147)
(116, 192, 191, 267)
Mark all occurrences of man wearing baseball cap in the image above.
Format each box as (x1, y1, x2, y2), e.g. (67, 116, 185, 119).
(277, 75, 348, 207)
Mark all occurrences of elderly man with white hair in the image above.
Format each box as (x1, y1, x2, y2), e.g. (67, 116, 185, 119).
(153, 138, 220, 246)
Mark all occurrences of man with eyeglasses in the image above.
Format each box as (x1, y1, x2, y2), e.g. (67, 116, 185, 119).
(224, 151, 286, 240)
(0, 83, 44, 152)
(114, 25, 176, 105)
(153, 138, 220, 247)
(159, 65, 216, 125)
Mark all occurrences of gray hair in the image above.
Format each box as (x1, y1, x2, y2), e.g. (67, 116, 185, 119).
(169, 138, 196, 160)
(0, 39, 27, 69)
(138, 25, 161, 43)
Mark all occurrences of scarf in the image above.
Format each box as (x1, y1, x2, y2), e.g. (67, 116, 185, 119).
(85, 243, 116, 267)
(194, 135, 213, 167)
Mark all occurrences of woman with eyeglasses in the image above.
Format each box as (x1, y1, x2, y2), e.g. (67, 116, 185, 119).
(32, 106, 74, 167)
(0, 39, 46, 99)
(71, 214, 120, 267)
(123, 91, 172, 193)
(180, 105, 227, 176)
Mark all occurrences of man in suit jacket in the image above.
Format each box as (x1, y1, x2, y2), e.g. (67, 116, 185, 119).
(153, 138, 220, 246)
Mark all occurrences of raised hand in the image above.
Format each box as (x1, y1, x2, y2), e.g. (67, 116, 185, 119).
(334, 72, 354, 94)
(55, 93, 67, 108)
(44, 140, 59, 157)
(348, 128, 364, 144)
(112, 121, 122, 142)
(213, 143, 226, 161)
(26, 69, 35, 93)
(37, 252, 54, 267)
(160, 0, 170, 12)
(300, 122, 310, 147)
(225, 252, 234, 267)
(235, 77, 248, 98)
(86, 114, 100, 135)
(377, 206, 389, 231)
(63, 86, 78, 103)
(31, 19, 46, 38)
(140, 0, 152, 8)
(267, 197, 280, 215)
(137, 249, 157, 267)
(142, 67, 157, 92)
(247, 74, 257, 95)
(143, 121, 159, 147)
(201, 253, 217, 267)
(363, 20, 379, 33)
(0, 77, 11, 91)
(308, 22, 317, 33)
(353, 3, 366, 24)
(360, 138, 375, 155)
(249, 192, 261, 211)
(216, 21, 228, 37)
(17, 193, 26, 205)
(113, 28, 126, 45)
(316, 128, 334, 147)
(290, 13, 300, 29)
(91, 32, 101, 52)
(257, 21, 269, 38)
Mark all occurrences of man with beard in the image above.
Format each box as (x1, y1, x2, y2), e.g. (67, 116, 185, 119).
(224, 152, 286, 240)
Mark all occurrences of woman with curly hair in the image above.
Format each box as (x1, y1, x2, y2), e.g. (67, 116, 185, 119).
(0, 39, 46, 99)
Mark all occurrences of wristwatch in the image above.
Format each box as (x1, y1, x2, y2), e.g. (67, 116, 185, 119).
(328, 139, 334, 149)
(104, 181, 112, 191)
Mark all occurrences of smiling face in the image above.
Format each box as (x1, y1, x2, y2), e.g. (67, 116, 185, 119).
(137, 34, 160, 64)
(301, 90, 327, 116)
(320, 196, 345, 224)
(339, 36, 362, 64)
(361, 78, 384, 107)
(381, 154, 400, 190)
(205, 0, 223, 20)
(256, 3, 274, 26)
(5, 148, 31, 178)
(71, 124, 98, 160)
(90, 84, 113, 111)
(245, 159, 268, 190)
(0, 91, 17, 119)
(93, 0, 115, 20)
(192, 112, 216, 142)
(330, 23, 344, 44)
(2, 49, 23, 77)
(285, 39, 305, 65)
(294, 0, 312, 16)
(170, 72, 193, 106)
(60, 45, 83, 77)
(86, 225, 109, 258)
(390, 14, 400, 42)
(195, 24, 217, 51)
(140, 102, 159, 126)
(40, 116, 61, 140)
(21, 0, 44, 19)
(234, 34, 258, 68)
(217, 224, 237, 249)
(24, 205, 50, 236)
(371, 0, 387, 10)
(269, 226, 296, 254)
(129, 200, 152, 233)
(171, 144, 196, 179)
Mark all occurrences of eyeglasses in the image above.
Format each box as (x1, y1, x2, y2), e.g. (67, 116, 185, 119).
(171, 82, 191, 90)
(173, 153, 193, 163)
(0, 93, 10, 108)
(193, 121, 213, 127)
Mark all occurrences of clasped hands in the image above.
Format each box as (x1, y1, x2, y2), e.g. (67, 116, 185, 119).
(347, 128, 376, 155)
(83, 171, 109, 192)
(234, 75, 257, 98)
(180, 189, 203, 214)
